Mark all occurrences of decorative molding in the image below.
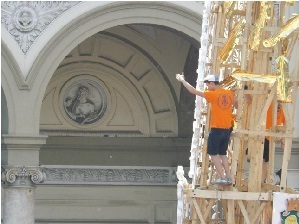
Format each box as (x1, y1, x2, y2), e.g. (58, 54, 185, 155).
(1, 134, 48, 147)
(2, 166, 46, 187)
(1, 1, 79, 53)
(41, 166, 177, 185)
(39, 130, 176, 138)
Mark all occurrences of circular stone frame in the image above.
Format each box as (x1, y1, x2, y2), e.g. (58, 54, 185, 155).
(59, 75, 109, 127)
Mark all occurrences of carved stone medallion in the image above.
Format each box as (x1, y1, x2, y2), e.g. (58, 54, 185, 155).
(13, 6, 37, 32)
(63, 78, 108, 125)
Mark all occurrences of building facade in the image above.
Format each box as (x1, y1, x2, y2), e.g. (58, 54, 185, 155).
(1, 1, 298, 223)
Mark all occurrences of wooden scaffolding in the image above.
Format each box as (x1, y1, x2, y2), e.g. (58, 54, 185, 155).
(177, 1, 299, 224)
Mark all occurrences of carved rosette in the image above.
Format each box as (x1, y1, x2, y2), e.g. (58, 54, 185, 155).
(1, 1, 79, 53)
(2, 166, 46, 187)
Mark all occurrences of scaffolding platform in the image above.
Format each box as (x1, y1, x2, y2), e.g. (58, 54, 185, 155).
(177, 1, 299, 224)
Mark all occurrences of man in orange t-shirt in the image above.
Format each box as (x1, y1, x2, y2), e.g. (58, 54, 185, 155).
(176, 73, 237, 185)
(262, 102, 286, 182)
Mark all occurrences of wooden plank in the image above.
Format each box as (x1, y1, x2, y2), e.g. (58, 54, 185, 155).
(246, 81, 260, 161)
(234, 86, 247, 188)
(236, 181, 298, 194)
(241, 1, 252, 70)
(280, 137, 292, 192)
(199, 105, 211, 189)
(237, 200, 251, 224)
(267, 137, 276, 184)
(212, 2, 224, 73)
(247, 82, 267, 220)
(280, 81, 298, 192)
(231, 9, 246, 16)
(230, 136, 240, 186)
(254, 83, 276, 130)
(227, 199, 235, 223)
(222, 199, 228, 223)
(192, 198, 206, 224)
(188, 189, 271, 201)
(190, 197, 198, 224)
(203, 199, 216, 221)
(251, 201, 267, 224)
(267, 93, 278, 184)
(234, 129, 293, 138)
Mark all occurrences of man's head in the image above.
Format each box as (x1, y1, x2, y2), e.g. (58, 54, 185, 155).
(204, 74, 219, 90)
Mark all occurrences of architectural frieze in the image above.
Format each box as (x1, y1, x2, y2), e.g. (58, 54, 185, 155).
(1, 1, 80, 53)
(2, 166, 46, 187)
(42, 166, 178, 185)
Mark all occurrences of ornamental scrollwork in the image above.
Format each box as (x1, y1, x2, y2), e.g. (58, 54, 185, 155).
(1, 1, 80, 53)
(43, 167, 177, 185)
(2, 166, 46, 187)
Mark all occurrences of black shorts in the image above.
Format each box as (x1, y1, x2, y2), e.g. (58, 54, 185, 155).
(263, 138, 269, 162)
(207, 128, 231, 155)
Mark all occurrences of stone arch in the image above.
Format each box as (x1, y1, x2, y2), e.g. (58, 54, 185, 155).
(40, 30, 180, 136)
(1, 57, 17, 134)
(1, 87, 9, 134)
(1, 1, 202, 134)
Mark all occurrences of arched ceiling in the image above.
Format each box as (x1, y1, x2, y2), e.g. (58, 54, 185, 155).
(41, 24, 199, 138)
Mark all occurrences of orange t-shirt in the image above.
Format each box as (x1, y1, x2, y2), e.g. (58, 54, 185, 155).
(204, 88, 234, 128)
(266, 102, 285, 139)
(266, 103, 285, 129)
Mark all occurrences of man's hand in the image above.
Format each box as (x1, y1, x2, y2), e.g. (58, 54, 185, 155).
(176, 73, 204, 97)
(176, 74, 185, 82)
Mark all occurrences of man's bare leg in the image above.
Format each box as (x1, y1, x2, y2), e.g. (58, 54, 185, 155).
(220, 155, 231, 179)
(211, 155, 225, 178)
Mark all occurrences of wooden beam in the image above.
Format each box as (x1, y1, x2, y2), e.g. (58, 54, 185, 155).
(227, 199, 235, 223)
(254, 83, 277, 130)
(237, 200, 251, 224)
(234, 129, 293, 138)
(203, 199, 216, 221)
(188, 189, 271, 201)
(251, 202, 267, 224)
(192, 198, 206, 224)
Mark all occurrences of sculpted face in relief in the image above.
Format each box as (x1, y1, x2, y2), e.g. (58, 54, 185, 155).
(63, 80, 108, 125)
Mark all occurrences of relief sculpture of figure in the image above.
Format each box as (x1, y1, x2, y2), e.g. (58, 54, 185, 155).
(65, 86, 98, 124)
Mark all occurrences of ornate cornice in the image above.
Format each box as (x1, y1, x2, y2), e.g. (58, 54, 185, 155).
(41, 166, 177, 185)
(1, 1, 80, 54)
(2, 166, 46, 187)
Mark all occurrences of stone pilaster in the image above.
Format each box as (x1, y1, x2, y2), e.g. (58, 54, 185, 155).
(1, 135, 47, 166)
(2, 166, 46, 224)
